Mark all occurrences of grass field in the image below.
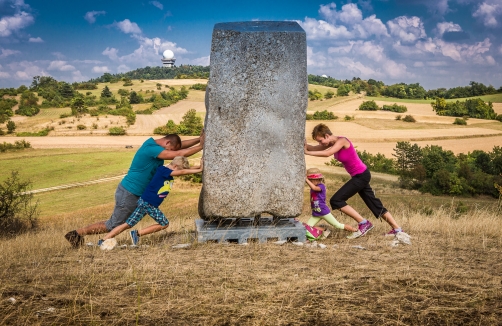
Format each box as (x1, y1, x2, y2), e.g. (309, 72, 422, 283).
(0, 150, 500, 325)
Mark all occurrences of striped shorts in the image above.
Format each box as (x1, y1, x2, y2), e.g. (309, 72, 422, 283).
(125, 198, 169, 227)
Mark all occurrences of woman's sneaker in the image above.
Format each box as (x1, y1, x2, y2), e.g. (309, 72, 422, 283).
(358, 221, 374, 236)
(385, 229, 404, 236)
(346, 230, 362, 239)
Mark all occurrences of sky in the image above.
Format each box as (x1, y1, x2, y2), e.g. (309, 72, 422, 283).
(0, 0, 502, 90)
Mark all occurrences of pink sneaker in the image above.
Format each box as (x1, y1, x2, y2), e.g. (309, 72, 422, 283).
(358, 220, 374, 236)
(384, 229, 403, 237)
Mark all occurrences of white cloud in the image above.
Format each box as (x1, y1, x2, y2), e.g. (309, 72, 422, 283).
(117, 64, 130, 73)
(149, 1, 163, 10)
(0, 71, 10, 78)
(499, 45, 502, 54)
(187, 56, 210, 66)
(7, 60, 49, 80)
(84, 11, 106, 24)
(0, 48, 20, 58)
(435, 22, 462, 37)
(72, 70, 87, 82)
(73, 59, 103, 64)
(485, 55, 496, 65)
(300, 3, 388, 40)
(52, 52, 65, 59)
(92, 66, 110, 73)
(102, 47, 119, 60)
(337, 57, 382, 78)
(307, 46, 329, 68)
(28, 36, 43, 43)
(47, 60, 75, 71)
(413, 61, 424, 67)
(387, 16, 426, 43)
(114, 19, 142, 34)
(416, 37, 492, 63)
(473, 1, 502, 27)
(0, 11, 34, 37)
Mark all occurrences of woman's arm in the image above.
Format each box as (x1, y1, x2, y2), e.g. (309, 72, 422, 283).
(304, 138, 348, 157)
(305, 178, 321, 192)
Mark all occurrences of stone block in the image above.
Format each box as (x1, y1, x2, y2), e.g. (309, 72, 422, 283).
(199, 21, 308, 220)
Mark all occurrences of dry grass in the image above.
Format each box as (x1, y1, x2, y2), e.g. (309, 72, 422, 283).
(1, 175, 501, 325)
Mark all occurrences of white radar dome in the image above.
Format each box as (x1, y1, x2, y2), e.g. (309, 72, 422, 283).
(163, 50, 174, 59)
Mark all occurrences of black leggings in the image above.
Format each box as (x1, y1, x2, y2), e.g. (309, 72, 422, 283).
(329, 169, 387, 218)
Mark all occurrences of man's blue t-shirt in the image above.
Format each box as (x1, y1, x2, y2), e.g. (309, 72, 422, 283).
(141, 166, 174, 207)
(121, 138, 165, 196)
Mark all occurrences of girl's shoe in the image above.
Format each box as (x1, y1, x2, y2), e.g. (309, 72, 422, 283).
(384, 229, 404, 236)
(346, 230, 362, 239)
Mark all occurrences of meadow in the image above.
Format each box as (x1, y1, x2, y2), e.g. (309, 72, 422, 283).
(1, 80, 502, 325)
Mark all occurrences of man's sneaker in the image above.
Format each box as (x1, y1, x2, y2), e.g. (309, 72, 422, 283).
(358, 221, 374, 236)
(129, 230, 140, 246)
(97, 239, 104, 246)
(346, 230, 362, 239)
(64, 230, 84, 248)
(384, 229, 404, 237)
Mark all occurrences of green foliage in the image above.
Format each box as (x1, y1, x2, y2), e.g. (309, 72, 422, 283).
(306, 110, 338, 120)
(70, 97, 88, 116)
(344, 115, 353, 121)
(453, 118, 467, 125)
(180, 172, 202, 184)
(77, 124, 86, 130)
(402, 115, 416, 122)
(154, 110, 202, 136)
(426, 81, 498, 99)
(324, 90, 335, 99)
(100, 86, 113, 98)
(381, 103, 407, 113)
(337, 84, 351, 96)
(122, 78, 133, 86)
(308, 89, 323, 101)
(0, 170, 39, 236)
(0, 98, 17, 123)
(7, 121, 16, 134)
(72, 81, 98, 90)
(16, 91, 40, 116)
(431, 97, 496, 120)
(190, 83, 207, 91)
(0, 140, 31, 152)
(16, 128, 51, 137)
(359, 100, 379, 111)
(154, 119, 178, 135)
(117, 89, 129, 97)
(129, 91, 142, 104)
(89, 65, 210, 83)
(381, 83, 426, 99)
(108, 127, 126, 135)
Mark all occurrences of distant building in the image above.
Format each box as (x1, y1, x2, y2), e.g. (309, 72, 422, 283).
(161, 50, 176, 68)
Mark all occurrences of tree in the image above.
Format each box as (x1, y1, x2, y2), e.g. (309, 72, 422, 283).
(6, 121, 16, 134)
(71, 97, 87, 116)
(58, 82, 74, 99)
(178, 109, 203, 135)
(0, 170, 39, 235)
(101, 86, 113, 98)
(129, 91, 141, 104)
(359, 100, 379, 111)
(337, 84, 351, 96)
(324, 90, 335, 99)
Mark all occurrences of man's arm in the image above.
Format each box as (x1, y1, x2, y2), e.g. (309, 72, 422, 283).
(157, 144, 203, 160)
(180, 136, 200, 149)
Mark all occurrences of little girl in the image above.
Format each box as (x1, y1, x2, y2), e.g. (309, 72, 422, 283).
(304, 168, 359, 240)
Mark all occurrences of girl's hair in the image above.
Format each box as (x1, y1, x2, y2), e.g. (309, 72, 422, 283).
(312, 123, 332, 140)
(171, 156, 190, 169)
(306, 167, 324, 183)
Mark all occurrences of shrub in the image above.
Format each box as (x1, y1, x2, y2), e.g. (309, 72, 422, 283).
(15, 129, 50, 137)
(495, 114, 502, 122)
(382, 103, 407, 113)
(60, 113, 71, 118)
(7, 121, 16, 134)
(77, 124, 87, 130)
(359, 100, 379, 111)
(306, 114, 313, 120)
(308, 89, 323, 101)
(92, 123, 98, 129)
(190, 83, 207, 91)
(395, 115, 402, 120)
(402, 115, 416, 122)
(109, 127, 126, 135)
(344, 115, 353, 121)
(324, 90, 335, 99)
(0, 170, 39, 236)
(0, 140, 31, 152)
(312, 110, 337, 120)
(453, 118, 467, 125)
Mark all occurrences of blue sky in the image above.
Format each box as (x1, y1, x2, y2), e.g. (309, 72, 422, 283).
(1, 0, 501, 89)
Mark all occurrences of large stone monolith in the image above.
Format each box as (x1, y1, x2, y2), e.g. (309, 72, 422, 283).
(199, 21, 307, 220)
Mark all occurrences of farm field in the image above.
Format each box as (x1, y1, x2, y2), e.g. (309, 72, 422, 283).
(0, 149, 501, 325)
(1, 80, 502, 324)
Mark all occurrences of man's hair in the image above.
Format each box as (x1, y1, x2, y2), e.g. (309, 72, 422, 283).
(163, 134, 182, 150)
(311, 123, 332, 140)
(171, 156, 190, 170)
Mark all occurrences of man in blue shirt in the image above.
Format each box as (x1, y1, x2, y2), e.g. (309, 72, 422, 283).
(64, 133, 204, 248)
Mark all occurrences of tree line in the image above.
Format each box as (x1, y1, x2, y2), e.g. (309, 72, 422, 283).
(90, 65, 210, 84)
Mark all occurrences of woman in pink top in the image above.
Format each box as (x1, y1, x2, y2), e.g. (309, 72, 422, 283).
(304, 123, 404, 238)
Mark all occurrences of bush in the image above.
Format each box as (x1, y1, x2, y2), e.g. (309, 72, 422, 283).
(382, 103, 407, 113)
(324, 90, 335, 99)
(308, 89, 323, 101)
(395, 115, 402, 120)
(344, 115, 353, 121)
(0, 171, 39, 236)
(402, 115, 416, 122)
(0, 140, 31, 152)
(109, 127, 126, 135)
(312, 110, 337, 120)
(7, 121, 16, 134)
(495, 114, 502, 122)
(77, 124, 87, 130)
(359, 100, 379, 111)
(190, 83, 207, 91)
(15, 128, 50, 137)
(453, 118, 467, 125)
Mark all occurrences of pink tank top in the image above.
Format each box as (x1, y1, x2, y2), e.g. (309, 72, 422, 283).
(333, 137, 367, 177)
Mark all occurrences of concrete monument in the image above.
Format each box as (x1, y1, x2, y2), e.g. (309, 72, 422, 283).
(199, 21, 308, 220)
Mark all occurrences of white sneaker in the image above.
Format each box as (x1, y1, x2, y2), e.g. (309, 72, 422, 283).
(320, 229, 331, 239)
(396, 232, 411, 245)
(346, 230, 362, 239)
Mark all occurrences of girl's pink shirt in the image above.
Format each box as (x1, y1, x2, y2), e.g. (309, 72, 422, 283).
(333, 137, 367, 177)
